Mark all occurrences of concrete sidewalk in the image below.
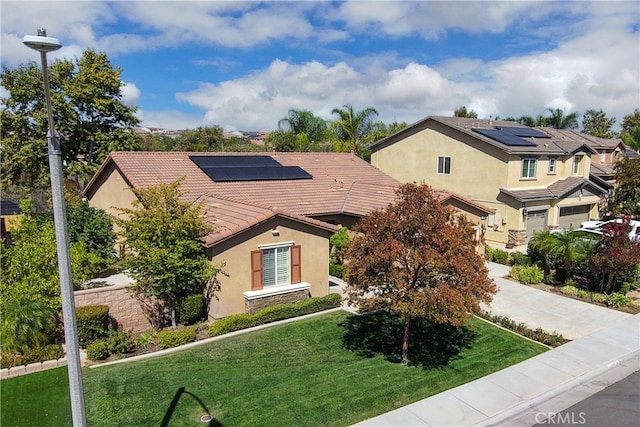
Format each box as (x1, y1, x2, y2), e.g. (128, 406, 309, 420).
(353, 262, 640, 426)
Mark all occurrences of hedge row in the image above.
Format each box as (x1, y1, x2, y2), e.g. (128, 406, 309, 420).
(76, 305, 110, 348)
(1, 344, 65, 369)
(209, 293, 342, 337)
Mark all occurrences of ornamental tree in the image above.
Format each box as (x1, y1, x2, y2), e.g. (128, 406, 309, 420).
(344, 183, 496, 365)
(114, 179, 221, 328)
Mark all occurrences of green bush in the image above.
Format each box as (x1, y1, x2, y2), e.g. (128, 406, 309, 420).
(329, 263, 344, 278)
(157, 326, 197, 349)
(478, 311, 569, 347)
(484, 245, 495, 261)
(0, 344, 65, 368)
(602, 293, 632, 308)
(510, 265, 544, 285)
(208, 294, 342, 337)
(1, 297, 57, 353)
(208, 313, 257, 337)
(177, 293, 205, 326)
(135, 331, 155, 350)
(76, 305, 110, 348)
(105, 326, 134, 355)
(560, 286, 632, 308)
(86, 340, 110, 361)
(492, 249, 510, 265)
(21, 344, 65, 365)
(510, 252, 532, 266)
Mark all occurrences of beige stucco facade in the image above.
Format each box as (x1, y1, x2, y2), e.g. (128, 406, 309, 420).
(371, 119, 607, 247)
(207, 217, 330, 319)
(86, 163, 333, 320)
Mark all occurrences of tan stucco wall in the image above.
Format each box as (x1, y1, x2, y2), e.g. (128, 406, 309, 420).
(207, 217, 330, 319)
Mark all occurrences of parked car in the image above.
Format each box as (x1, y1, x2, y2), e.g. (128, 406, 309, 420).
(577, 219, 640, 241)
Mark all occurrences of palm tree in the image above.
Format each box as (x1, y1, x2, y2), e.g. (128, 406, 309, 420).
(544, 108, 579, 130)
(528, 230, 556, 276)
(330, 104, 379, 156)
(278, 109, 328, 145)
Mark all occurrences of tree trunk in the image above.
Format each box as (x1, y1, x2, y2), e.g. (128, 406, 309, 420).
(401, 315, 411, 366)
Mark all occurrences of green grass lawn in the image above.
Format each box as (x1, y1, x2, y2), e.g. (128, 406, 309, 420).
(2, 311, 547, 427)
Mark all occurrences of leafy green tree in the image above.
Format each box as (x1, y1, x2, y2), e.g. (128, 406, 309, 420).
(367, 120, 408, 144)
(329, 227, 351, 278)
(173, 125, 225, 151)
(66, 201, 116, 260)
(544, 108, 579, 130)
(344, 184, 496, 365)
(620, 109, 640, 152)
(453, 106, 478, 118)
(1, 49, 142, 190)
(582, 109, 616, 138)
(265, 130, 297, 152)
(114, 180, 220, 328)
(0, 203, 105, 313)
(608, 157, 640, 217)
(330, 104, 379, 157)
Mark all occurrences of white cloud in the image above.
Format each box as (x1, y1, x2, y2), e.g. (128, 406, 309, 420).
(120, 82, 140, 107)
(138, 109, 205, 131)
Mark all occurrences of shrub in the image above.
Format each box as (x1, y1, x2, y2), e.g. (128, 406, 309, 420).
(484, 245, 495, 261)
(76, 305, 110, 348)
(510, 265, 544, 285)
(492, 249, 510, 265)
(478, 311, 569, 347)
(510, 252, 532, 266)
(602, 293, 632, 308)
(135, 331, 155, 350)
(157, 326, 197, 349)
(21, 344, 65, 365)
(329, 263, 344, 278)
(208, 294, 342, 337)
(1, 297, 57, 353)
(208, 313, 257, 337)
(105, 326, 134, 355)
(177, 293, 205, 326)
(86, 340, 110, 360)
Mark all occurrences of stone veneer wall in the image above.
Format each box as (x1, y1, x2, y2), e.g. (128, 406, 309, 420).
(74, 284, 151, 333)
(507, 229, 528, 247)
(245, 289, 309, 315)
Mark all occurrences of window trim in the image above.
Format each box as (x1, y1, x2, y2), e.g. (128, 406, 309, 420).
(521, 158, 537, 180)
(548, 157, 557, 175)
(251, 244, 301, 291)
(244, 282, 311, 300)
(572, 155, 583, 175)
(437, 156, 451, 175)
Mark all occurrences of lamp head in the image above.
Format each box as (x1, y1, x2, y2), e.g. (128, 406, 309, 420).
(23, 28, 61, 53)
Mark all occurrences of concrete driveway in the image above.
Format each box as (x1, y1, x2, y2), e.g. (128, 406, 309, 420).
(482, 262, 632, 340)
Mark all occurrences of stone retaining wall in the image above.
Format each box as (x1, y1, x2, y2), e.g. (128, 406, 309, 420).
(75, 283, 151, 333)
(245, 289, 309, 314)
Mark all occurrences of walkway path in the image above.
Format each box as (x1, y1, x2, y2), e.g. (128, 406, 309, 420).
(352, 262, 640, 426)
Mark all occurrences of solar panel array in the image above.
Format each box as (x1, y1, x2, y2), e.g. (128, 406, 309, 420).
(472, 126, 550, 147)
(190, 155, 313, 182)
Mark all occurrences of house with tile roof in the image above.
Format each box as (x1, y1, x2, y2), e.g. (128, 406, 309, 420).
(84, 151, 493, 322)
(370, 116, 611, 247)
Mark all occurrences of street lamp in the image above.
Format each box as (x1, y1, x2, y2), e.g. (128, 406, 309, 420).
(23, 29, 87, 427)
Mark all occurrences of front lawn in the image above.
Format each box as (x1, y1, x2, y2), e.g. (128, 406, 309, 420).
(2, 311, 547, 426)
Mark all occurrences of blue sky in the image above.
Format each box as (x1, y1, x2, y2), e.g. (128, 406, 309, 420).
(2, 1, 639, 131)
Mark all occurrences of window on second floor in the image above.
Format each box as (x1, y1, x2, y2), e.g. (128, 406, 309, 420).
(548, 158, 557, 174)
(573, 155, 583, 175)
(521, 158, 537, 179)
(437, 156, 451, 175)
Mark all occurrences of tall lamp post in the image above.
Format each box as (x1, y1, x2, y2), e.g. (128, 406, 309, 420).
(23, 29, 87, 427)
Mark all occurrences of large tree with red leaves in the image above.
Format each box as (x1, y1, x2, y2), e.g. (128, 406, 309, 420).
(344, 183, 496, 365)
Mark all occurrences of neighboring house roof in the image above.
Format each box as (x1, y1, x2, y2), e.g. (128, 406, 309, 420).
(590, 162, 616, 177)
(433, 190, 495, 214)
(0, 200, 22, 216)
(84, 151, 401, 218)
(625, 149, 639, 159)
(370, 116, 597, 156)
(499, 177, 608, 203)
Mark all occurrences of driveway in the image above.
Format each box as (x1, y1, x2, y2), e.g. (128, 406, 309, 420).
(482, 262, 632, 340)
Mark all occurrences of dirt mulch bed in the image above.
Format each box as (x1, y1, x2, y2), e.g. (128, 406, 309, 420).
(527, 282, 640, 315)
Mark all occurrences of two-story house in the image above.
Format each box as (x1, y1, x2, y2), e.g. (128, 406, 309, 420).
(370, 116, 610, 247)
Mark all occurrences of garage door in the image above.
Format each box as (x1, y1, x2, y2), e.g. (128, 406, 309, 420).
(559, 205, 591, 230)
(526, 210, 548, 238)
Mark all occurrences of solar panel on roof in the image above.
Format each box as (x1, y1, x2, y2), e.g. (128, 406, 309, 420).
(496, 126, 550, 138)
(473, 128, 538, 147)
(190, 155, 280, 168)
(189, 155, 313, 182)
